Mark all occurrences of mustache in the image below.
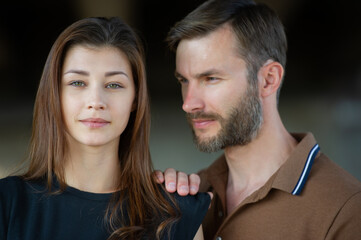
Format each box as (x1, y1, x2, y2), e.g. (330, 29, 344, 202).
(186, 112, 223, 121)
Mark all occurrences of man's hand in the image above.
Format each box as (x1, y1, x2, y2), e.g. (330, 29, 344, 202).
(154, 168, 201, 196)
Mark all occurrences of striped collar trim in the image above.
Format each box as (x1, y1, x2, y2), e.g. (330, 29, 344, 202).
(291, 143, 320, 195)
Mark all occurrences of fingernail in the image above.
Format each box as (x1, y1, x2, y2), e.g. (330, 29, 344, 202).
(180, 186, 189, 192)
(168, 182, 176, 190)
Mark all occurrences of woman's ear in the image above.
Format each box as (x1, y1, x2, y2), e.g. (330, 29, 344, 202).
(131, 100, 137, 112)
(131, 94, 137, 112)
(258, 60, 284, 98)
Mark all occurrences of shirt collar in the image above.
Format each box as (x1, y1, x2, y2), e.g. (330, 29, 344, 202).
(272, 132, 320, 195)
(205, 132, 320, 201)
(204, 154, 228, 207)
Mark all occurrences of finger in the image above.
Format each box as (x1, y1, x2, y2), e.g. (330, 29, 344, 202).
(153, 170, 164, 184)
(207, 192, 213, 209)
(188, 173, 200, 195)
(176, 171, 189, 196)
(164, 168, 177, 193)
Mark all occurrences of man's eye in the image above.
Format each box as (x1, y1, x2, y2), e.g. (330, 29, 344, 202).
(177, 78, 188, 84)
(70, 81, 85, 87)
(207, 77, 219, 81)
(106, 83, 122, 89)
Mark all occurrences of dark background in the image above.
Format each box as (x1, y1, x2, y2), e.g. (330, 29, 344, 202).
(1, 0, 360, 179)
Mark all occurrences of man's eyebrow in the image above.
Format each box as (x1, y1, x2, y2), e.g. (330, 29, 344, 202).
(174, 71, 184, 79)
(174, 69, 222, 79)
(195, 69, 222, 78)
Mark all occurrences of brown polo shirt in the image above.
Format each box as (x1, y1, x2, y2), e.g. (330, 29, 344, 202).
(198, 133, 361, 240)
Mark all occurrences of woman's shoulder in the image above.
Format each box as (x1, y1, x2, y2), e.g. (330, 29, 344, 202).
(0, 176, 28, 196)
(0, 176, 46, 197)
(0, 176, 25, 189)
(170, 192, 211, 240)
(0, 176, 27, 209)
(173, 192, 211, 213)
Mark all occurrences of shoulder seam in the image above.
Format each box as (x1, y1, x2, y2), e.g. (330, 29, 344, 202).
(325, 190, 361, 238)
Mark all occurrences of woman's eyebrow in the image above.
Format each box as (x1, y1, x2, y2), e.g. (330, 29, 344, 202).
(105, 71, 130, 79)
(63, 69, 130, 79)
(63, 69, 89, 76)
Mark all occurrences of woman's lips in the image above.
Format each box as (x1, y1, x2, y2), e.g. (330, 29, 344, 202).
(80, 118, 110, 128)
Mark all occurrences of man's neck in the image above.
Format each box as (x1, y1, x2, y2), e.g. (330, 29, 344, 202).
(224, 118, 297, 214)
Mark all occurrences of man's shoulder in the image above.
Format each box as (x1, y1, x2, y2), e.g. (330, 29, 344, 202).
(300, 153, 361, 238)
(307, 153, 361, 205)
(313, 153, 361, 191)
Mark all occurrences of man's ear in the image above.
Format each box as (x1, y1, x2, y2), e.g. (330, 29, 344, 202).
(258, 60, 284, 98)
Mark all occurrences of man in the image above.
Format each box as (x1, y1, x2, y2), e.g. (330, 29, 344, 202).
(156, 0, 361, 239)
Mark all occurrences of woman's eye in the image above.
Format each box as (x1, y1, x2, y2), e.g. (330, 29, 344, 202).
(70, 81, 85, 87)
(106, 83, 122, 89)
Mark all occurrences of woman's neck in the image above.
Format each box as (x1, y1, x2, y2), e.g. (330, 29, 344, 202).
(64, 140, 120, 193)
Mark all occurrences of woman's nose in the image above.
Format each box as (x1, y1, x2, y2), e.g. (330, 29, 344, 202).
(87, 87, 106, 110)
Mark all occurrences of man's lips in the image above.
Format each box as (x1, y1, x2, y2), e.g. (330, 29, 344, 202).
(191, 119, 215, 128)
(79, 118, 110, 128)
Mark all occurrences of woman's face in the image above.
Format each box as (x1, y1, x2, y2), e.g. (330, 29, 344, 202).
(61, 45, 135, 148)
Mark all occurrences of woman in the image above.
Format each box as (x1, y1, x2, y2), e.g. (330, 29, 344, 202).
(0, 17, 210, 240)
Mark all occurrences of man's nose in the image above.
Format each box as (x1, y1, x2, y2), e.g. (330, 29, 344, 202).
(182, 83, 204, 113)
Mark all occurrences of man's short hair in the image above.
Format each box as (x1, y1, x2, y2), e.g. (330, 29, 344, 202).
(166, 0, 287, 97)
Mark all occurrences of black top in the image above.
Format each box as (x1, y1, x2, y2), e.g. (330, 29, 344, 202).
(0, 176, 210, 240)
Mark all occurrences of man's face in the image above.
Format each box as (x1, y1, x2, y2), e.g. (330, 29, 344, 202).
(175, 24, 263, 152)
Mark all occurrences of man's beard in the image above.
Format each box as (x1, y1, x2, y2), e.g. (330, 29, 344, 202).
(186, 82, 263, 153)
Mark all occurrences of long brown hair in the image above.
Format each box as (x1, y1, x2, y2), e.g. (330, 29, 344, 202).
(23, 17, 178, 239)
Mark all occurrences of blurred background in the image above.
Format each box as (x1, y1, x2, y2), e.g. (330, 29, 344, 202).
(0, 0, 360, 180)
